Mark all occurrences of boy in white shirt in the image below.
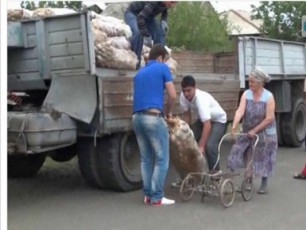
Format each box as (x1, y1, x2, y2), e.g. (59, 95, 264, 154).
(172, 75, 227, 187)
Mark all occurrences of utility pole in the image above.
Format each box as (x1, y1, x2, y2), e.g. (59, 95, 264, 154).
(302, 15, 306, 37)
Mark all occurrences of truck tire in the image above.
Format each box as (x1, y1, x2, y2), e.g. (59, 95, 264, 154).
(8, 154, 46, 178)
(77, 138, 105, 188)
(49, 145, 77, 162)
(282, 98, 306, 147)
(98, 132, 142, 192)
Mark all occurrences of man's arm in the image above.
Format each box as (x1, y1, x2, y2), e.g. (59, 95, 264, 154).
(164, 81, 176, 116)
(137, 2, 157, 36)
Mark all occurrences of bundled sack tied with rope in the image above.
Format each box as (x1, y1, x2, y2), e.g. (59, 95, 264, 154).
(166, 116, 208, 180)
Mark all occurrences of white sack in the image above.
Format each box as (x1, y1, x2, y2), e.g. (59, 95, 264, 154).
(7, 9, 33, 21)
(167, 117, 208, 179)
(108, 36, 130, 50)
(91, 13, 131, 38)
(95, 41, 137, 70)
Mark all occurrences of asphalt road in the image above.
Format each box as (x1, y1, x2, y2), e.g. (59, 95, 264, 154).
(8, 145, 306, 230)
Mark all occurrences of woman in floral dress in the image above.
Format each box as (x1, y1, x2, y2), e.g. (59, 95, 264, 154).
(228, 67, 278, 194)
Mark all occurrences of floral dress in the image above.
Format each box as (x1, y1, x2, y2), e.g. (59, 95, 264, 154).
(227, 89, 278, 177)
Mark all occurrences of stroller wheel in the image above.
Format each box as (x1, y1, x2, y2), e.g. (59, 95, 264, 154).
(180, 175, 196, 202)
(241, 177, 253, 201)
(219, 178, 235, 208)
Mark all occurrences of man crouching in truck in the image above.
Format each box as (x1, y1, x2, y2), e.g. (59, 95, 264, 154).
(132, 44, 177, 206)
(124, 1, 177, 69)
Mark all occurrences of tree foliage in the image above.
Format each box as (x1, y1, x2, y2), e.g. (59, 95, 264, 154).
(166, 1, 234, 52)
(21, 1, 83, 11)
(251, 1, 306, 42)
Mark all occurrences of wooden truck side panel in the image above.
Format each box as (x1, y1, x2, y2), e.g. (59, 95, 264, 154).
(98, 50, 240, 134)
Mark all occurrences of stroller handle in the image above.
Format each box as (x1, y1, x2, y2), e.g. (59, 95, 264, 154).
(218, 133, 259, 154)
(212, 133, 259, 171)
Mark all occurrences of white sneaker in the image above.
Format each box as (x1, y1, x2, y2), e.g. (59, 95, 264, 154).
(151, 197, 175, 206)
(171, 179, 182, 188)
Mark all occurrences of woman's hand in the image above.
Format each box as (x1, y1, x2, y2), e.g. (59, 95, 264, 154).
(247, 129, 256, 138)
(231, 124, 237, 136)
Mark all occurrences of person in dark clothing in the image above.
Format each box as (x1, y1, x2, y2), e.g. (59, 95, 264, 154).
(124, 1, 177, 69)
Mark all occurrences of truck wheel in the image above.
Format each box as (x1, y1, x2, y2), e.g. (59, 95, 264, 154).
(77, 138, 105, 188)
(276, 114, 284, 146)
(98, 132, 142, 192)
(8, 154, 46, 178)
(49, 145, 77, 162)
(282, 98, 306, 147)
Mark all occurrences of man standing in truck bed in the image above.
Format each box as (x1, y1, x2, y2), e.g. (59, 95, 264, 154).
(124, 1, 177, 69)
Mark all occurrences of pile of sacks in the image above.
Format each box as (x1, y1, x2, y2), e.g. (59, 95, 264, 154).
(7, 8, 178, 72)
(88, 12, 178, 71)
(7, 8, 33, 21)
(7, 8, 76, 21)
(91, 12, 138, 70)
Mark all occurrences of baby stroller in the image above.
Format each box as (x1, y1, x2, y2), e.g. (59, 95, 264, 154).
(179, 133, 259, 208)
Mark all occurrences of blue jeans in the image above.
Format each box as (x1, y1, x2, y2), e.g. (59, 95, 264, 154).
(132, 114, 169, 202)
(191, 120, 226, 171)
(124, 11, 165, 68)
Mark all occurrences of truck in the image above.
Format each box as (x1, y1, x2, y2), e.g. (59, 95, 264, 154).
(7, 11, 306, 192)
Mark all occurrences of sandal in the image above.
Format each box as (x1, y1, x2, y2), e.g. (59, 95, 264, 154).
(293, 172, 306, 180)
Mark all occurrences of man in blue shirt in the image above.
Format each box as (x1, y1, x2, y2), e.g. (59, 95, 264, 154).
(132, 44, 177, 206)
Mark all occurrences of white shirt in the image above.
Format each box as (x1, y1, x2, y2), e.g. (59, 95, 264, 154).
(180, 89, 227, 123)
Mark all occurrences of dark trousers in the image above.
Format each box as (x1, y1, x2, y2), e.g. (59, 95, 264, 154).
(124, 11, 165, 68)
(191, 120, 226, 171)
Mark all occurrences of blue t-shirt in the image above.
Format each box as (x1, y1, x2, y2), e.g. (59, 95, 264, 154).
(133, 60, 173, 113)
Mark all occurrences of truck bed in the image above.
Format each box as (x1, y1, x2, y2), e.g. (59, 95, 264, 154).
(7, 11, 240, 134)
(98, 75, 239, 134)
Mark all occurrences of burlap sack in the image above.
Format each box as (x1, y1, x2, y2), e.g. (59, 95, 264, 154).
(166, 117, 208, 179)
(7, 9, 33, 21)
(91, 13, 131, 38)
(108, 36, 130, 50)
(32, 8, 55, 18)
(166, 57, 178, 75)
(95, 40, 137, 70)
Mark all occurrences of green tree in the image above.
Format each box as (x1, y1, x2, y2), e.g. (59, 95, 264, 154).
(21, 1, 82, 11)
(167, 1, 234, 52)
(251, 1, 306, 42)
